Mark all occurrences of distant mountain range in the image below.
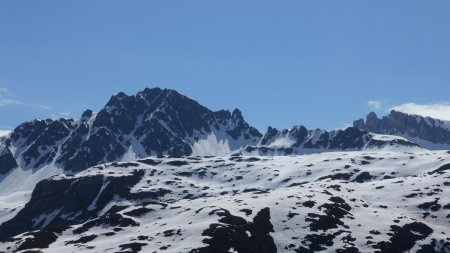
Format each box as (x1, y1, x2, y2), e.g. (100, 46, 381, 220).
(1, 88, 449, 176)
(1, 88, 450, 253)
(354, 110, 450, 149)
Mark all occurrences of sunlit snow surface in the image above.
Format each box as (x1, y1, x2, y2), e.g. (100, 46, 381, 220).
(191, 132, 232, 156)
(0, 130, 10, 137)
(0, 164, 62, 195)
(1, 150, 450, 252)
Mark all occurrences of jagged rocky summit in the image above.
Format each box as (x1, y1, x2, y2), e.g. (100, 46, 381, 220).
(244, 125, 418, 155)
(0, 88, 432, 177)
(1, 87, 450, 253)
(354, 110, 450, 150)
(0, 88, 261, 174)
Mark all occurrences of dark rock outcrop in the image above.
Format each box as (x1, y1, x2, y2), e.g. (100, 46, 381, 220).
(373, 222, 433, 253)
(0, 88, 262, 174)
(0, 169, 144, 240)
(354, 110, 450, 148)
(190, 207, 277, 253)
(245, 126, 419, 155)
(0, 143, 18, 174)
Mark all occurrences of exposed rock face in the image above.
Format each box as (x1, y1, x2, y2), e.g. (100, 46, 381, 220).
(0, 88, 428, 177)
(354, 110, 450, 148)
(191, 207, 277, 253)
(0, 88, 262, 174)
(0, 142, 17, 175)
(0, 168, 145, 240)
(245, 126, 419, 155)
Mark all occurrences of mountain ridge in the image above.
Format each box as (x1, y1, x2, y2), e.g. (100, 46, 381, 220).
(244, 125, 419, 155)
(0, 88, 262, 175)
(354, 110, 450, 149)
(0, 88, 447, 179)
(0, 88, 450, 252)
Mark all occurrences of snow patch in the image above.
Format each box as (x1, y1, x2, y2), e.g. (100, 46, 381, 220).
(121, 146, 138, 162)
(0, 130, 10, 137)
(0, 190, 31, 225)
(267, 136, 296, 148)
(404, 135, 450, 150)
(32, 208, 62, 228)
(370, 134, 409, 142)
(191, 132, 232, 156)
(87, 179, 110, 211)
(0, 164, 62, 196)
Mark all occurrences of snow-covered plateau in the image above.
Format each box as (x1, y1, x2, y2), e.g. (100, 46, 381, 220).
(1, 150, 449, 252)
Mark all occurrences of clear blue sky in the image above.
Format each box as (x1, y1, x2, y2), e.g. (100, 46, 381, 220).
(1, 1, 450, 132)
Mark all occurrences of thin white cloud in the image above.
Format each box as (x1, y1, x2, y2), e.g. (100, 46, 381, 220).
(30, 104, 52, 110)
(0, 99, 22, 107)
(367, 100, 382, 111)
(0, 87, 20, 106)
(0, 87, 12, 97)
(390, 102, 450, 121)
(0, 87, 51, 110)
(0, 87, 21, 107)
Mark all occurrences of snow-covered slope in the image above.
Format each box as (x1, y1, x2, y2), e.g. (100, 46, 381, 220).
(1, 151, 450, 252)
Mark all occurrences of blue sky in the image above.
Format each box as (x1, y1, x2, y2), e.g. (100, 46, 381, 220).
(1, 1, 450, 134)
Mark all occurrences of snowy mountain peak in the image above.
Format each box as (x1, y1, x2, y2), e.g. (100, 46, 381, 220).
(0, 88, 442, 183)
(80, 109, 93, 120)
(0, 88, 261, 175)
(247, 125, 420, 155)
(1, 88, 450, 252)
(231, 108, 244, 123)
(354, 110, 450, 149)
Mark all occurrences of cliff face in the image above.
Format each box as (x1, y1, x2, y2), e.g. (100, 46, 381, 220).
(353, 110, 450, 148)
(0, 88, 262, 174)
